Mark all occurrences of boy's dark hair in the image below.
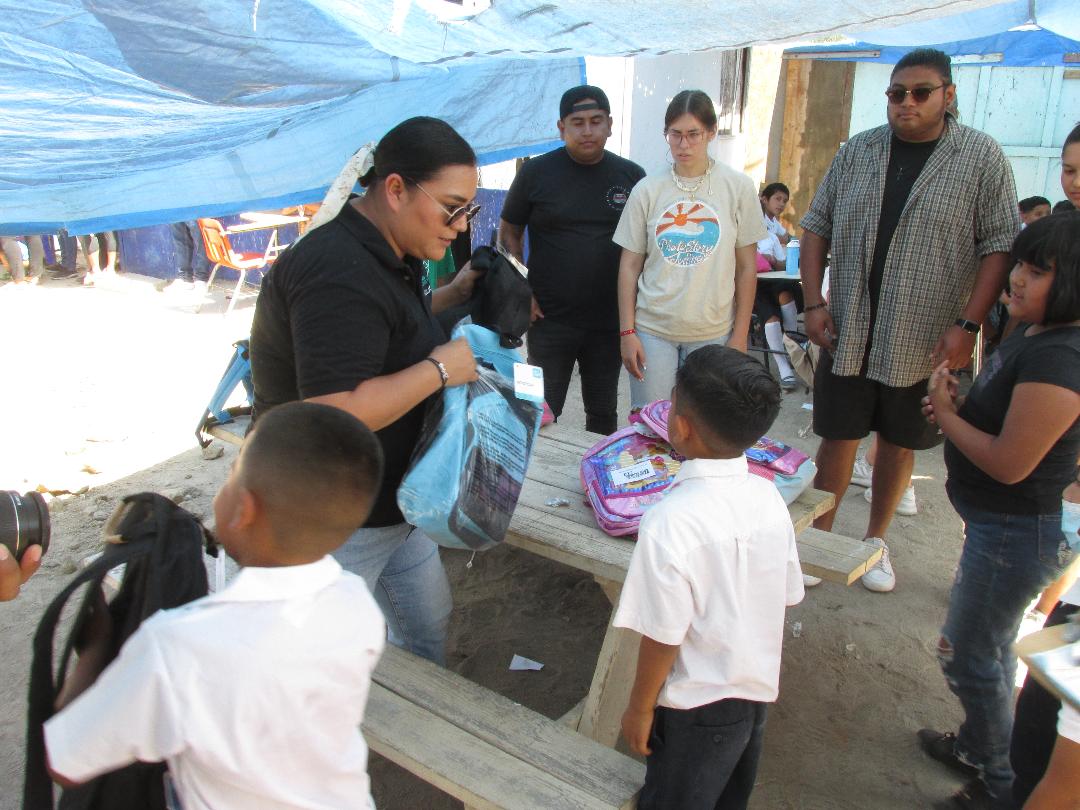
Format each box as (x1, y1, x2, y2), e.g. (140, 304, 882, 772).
(1054, 200, 1077, 214)
(675, 346, 781, 451)
(761, 182, 790, 200)
(892, 48, 952, 84)
(665, 89, 718, 132)
(243, 402, 384, 542)
(360, 116, 476, 188)
(1011, 211, 1080, 325)
(1019, 196, 1051, 213)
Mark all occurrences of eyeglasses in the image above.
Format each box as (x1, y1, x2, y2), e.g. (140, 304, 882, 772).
(406, 178, 481, 226)
(664, 129, 706, 146)
(885, 84, 947, 104)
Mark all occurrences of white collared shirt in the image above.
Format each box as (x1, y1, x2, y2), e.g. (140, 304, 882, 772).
(46, 556, 385, 810)
(613, 456, 804, 709)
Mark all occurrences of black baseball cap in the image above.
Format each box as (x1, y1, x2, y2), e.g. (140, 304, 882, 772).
(559, 85, 611, 120)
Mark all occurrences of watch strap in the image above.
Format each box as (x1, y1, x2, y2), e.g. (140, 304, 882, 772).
(955, 318, 980, 334)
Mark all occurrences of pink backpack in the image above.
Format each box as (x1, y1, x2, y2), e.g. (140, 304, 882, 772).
(580, 400, 815, 536)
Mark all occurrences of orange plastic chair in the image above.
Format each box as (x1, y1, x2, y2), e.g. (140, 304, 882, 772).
(197, 218, 274, 315)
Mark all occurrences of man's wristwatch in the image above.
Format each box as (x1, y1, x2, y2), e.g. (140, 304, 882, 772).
(955, 318, 980, 334)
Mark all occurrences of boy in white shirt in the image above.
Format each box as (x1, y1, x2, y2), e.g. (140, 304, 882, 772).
(45, 401, 387, 810)
(615, 345, 804, 810)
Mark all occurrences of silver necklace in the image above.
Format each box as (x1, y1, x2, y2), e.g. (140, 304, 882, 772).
(670, 159, 713, 200)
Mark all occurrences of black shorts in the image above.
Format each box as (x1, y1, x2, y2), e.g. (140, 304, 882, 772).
(752, 280, 803, 323)
(812, 348, 943, 450)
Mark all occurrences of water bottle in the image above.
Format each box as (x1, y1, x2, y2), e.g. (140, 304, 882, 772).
(785, 238, 800, 276)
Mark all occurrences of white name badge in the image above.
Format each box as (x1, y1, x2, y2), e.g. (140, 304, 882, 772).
(610, 459, 658, 487)
(513, 362, 545, 403)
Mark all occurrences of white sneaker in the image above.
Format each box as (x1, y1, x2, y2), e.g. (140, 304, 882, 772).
(192, 280, 209, 298)
(860, 537, 895, 593)
(863, 485, 917, 516)
(163, 278, 194, 293)
(850, 456, 873, 487)
(802, 572, 822, 588)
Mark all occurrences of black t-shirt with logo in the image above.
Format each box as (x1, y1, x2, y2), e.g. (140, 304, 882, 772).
(868, 135, 940, 329)
(250, 202, 445, 527)
(501, 148, 645, 331)
(945, 325, 1080, 514)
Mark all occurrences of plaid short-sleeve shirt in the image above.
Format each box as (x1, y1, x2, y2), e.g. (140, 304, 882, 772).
(801, 116, 1019, 388)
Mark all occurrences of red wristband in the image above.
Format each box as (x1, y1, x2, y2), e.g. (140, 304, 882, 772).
(620, 328, 636, 337)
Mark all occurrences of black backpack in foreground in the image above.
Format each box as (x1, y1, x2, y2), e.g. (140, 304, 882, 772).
(23, 493, 218, 810)
(435, 245, 532, 348)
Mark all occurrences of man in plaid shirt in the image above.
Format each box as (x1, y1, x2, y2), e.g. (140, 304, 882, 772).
(799, 48, 1018, 593)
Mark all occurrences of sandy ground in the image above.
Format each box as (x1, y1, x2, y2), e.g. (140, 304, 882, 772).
(0, 271, 977, 808)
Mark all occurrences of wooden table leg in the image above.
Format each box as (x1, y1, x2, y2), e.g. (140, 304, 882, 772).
(576, 577, 640, 750)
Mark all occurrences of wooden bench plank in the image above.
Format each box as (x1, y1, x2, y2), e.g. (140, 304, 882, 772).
(364, 685, 628, 810)
(372, 646, 644, 808)
(796, 527, 883, 585)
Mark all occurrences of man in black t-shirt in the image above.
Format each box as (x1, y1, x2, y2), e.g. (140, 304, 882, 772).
(499, 85, 645, 435)
(798, 48, 1018, 595)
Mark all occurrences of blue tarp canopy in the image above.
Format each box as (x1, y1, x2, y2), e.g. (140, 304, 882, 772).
(1, 0, 1023, 235)
(791, 0, 1080, 66)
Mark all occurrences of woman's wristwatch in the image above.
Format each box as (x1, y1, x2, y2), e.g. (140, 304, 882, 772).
(425, 356, 449, 389)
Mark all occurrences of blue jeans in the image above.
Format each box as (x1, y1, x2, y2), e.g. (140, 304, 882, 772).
(332, 523, 453, 666)
(938, 496, 1073, 799)
(169, 220, 211, 282)
(630, 329, 730, 409)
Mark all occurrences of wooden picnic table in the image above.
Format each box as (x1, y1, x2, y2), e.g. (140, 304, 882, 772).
(206, 417, 878, 750)
(511, 422, 883, 748)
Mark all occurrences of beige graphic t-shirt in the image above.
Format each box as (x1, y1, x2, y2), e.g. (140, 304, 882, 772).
(613, 162, 765, 342)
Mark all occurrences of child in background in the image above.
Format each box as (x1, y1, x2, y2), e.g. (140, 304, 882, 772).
(755, 182, 801, 390)
(616, 346, 804, 810)
(45, 402, 387, 810)
(1018, 196, 1052, 227)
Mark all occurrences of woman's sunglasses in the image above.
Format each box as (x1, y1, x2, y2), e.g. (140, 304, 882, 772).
(406, 177, 481, 226)
(885, 84, 947, 104)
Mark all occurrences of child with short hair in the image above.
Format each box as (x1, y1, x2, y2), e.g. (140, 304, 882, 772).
(45, 401, 387, 810)
(615, 346, 804, 810)
(1018, 195, 1052, 226)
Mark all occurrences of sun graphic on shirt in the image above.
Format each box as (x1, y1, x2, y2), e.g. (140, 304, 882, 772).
(654, 199, 721, 268)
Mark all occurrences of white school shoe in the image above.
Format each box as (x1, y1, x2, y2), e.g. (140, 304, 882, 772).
(863, 485, 918, 516)
(860, 537, 895, 593)
(850, 456, 873, 487)
(802, 572, 822, 588)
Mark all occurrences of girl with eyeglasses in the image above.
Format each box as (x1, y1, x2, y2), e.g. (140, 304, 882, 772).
(613, 90, 766, 409)
(249, 117, 484, 666)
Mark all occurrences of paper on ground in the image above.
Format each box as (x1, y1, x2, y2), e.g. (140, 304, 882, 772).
(510, 654, 544, 671)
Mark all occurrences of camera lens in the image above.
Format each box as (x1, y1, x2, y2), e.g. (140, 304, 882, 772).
(0, 490, 51, 561)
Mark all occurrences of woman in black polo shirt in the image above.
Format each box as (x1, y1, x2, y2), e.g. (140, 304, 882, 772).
(250, 117, 483, 664)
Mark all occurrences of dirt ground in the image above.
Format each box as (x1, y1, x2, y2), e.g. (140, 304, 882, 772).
(0, 271, 978, 808)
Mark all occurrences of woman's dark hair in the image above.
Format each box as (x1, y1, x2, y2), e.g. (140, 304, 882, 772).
(1011, 211, 1080, 324)
(761, 182, 790, 199)
(664, 90, 718, 132)
(360, 116, 476, 188)
(1064, 122, 1080, 154)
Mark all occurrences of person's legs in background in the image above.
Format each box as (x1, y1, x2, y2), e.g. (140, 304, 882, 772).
(527, 318, 580, 424)
(577, 328, 621, 435)
(98, 231, 117, 275)
(167, 221, 197, 292)
(630, 330, 682, 411)
(854, 433, 918, 516)
(0, 237, 25, 283)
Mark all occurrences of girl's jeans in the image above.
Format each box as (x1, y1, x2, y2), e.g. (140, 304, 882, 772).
(630, 328, 731, 409)
(939, 495, 1073, 799)
(333, 523, 453, 666)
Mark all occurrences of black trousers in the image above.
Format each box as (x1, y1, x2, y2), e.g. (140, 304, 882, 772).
(639, 698, 768, 810)
(526, 318, 621, 435)
(1011, 600, 1079, 806)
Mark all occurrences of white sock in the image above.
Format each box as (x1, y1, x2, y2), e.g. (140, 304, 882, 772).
(781, 301, 798, 333)
(765, 321, 795, 379)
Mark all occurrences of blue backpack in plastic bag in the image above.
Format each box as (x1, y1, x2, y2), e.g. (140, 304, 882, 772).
(398, 321, 542, 551)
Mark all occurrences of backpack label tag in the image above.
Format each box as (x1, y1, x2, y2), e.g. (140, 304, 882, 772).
(513, 362, 544, 403)
(610, 459, 660, 487)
